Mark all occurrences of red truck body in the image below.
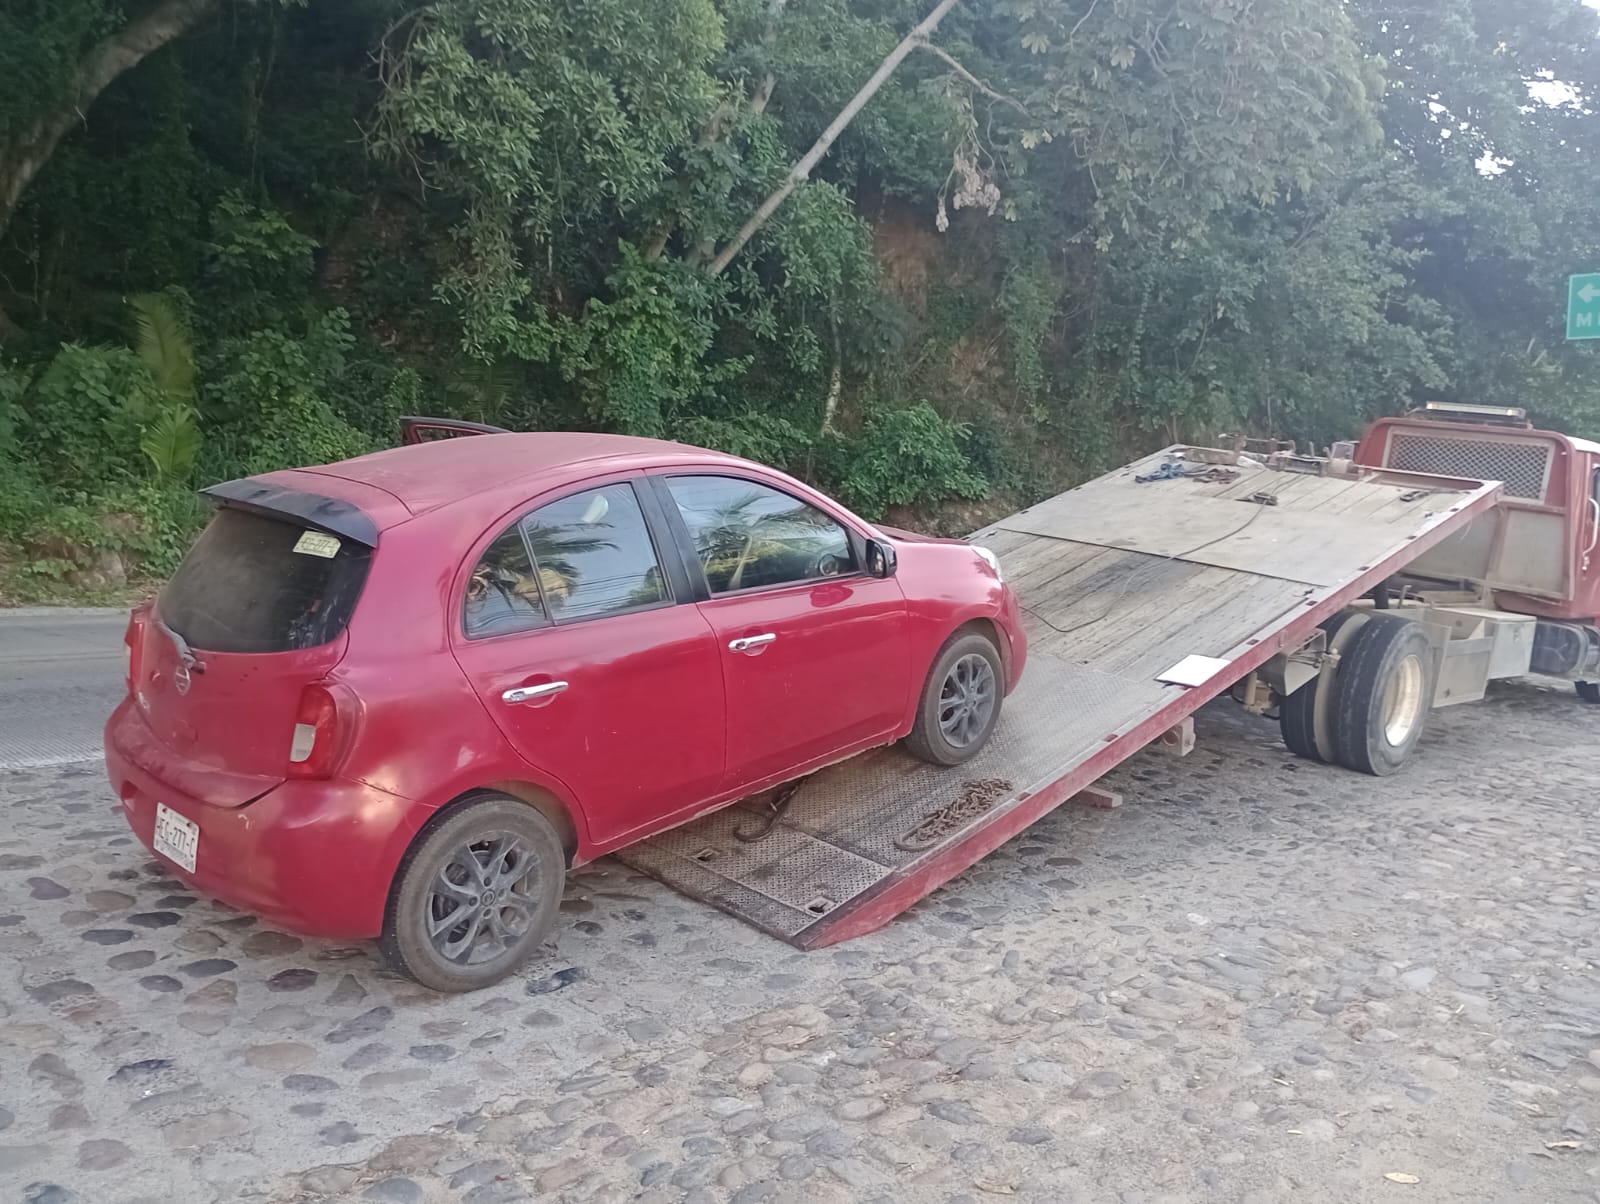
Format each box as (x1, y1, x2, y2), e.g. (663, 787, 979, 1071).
(1355, 410, 1600, 623)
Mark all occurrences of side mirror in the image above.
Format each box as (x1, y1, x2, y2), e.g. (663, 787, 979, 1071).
(864, 539, 898, 579)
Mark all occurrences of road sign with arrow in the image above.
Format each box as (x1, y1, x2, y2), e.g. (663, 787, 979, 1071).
(1569, 273, 1600, 340)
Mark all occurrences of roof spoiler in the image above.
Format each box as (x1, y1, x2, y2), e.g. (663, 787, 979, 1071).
(202, 478, 380, 547)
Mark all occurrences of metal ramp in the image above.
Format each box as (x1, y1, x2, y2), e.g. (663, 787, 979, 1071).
(617, 448, 1502, 948)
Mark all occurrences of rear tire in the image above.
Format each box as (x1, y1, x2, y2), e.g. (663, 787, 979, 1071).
(1279, 683, 1320, 761)
(1578, 681, 1600, 705)
(1331, 614, 1436, 777)
(1280, 612, 1366, 763)
(904, 632, 1005, 766)
(380, 795, 565, 992)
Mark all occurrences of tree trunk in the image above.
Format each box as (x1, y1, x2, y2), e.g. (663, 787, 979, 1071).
(0, 0, 218, 243)
(707, 0, 963, 277)
(821, 310, 842, 434)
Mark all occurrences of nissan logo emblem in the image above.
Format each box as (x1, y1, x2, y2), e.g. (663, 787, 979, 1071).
(173, 662, 192, 695)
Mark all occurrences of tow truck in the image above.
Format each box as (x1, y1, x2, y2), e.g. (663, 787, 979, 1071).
(610, 403, 1600, 947)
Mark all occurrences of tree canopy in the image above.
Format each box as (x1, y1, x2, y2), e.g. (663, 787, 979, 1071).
(1, 0, 1597, 599)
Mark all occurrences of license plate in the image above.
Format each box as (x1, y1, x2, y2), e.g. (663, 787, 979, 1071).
(153, 803, 199, 874)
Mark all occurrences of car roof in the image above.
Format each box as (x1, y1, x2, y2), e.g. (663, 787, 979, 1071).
(293, 432, 736, 517)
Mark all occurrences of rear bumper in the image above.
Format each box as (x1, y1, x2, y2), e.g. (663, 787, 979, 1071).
(104, 699, 424, 939)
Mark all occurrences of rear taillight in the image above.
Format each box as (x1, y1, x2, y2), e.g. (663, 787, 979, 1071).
(125, 612, 146, 690)
(287, 684, 350, 779)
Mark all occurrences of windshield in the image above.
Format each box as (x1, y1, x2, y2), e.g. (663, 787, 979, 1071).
(160, 507, 373, 653)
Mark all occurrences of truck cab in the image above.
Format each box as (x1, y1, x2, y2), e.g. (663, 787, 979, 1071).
(1352, 402, 1600, 690)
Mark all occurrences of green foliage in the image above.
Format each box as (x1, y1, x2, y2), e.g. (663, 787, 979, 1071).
(557, 249, 745, 437)
(0, 356, 25, 455)
(203, 308, 375, 475)
(139, 409, 204, 482)
(674, 413, 813, 468)
(0, 2, 118, 145)
(129, 292, 203, 482)
(998, 250, 1059, 405)
(4, 0, 1600, 604)
(999, 0, 1383, 240)
(445, 355, 518, 426)
(18, 344, 158, 485)
(834, 403, 988, 518)
(201, 192, 320, 331)
(374, 0, 726, 355)
(130, 292, 196, 403)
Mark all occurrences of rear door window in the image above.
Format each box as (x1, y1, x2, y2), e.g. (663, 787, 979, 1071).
(465, 527, 549, 638)
(160, 508, 372, 653)
(464, 482, 669, 638)
(524, 484, 668, 622)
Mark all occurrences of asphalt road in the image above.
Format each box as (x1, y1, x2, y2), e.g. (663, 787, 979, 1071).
(0, 606, 128, 768)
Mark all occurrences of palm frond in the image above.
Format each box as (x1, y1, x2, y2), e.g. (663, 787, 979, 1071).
(140, 408, 202, 482)
(129, 293, 195, 403)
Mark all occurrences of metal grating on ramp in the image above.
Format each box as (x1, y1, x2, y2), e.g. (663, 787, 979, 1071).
(617, 651, 1164, 943)
(777, 657, 1152, 865)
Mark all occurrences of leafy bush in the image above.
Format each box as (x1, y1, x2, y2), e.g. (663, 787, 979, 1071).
(200, 192, 320, 332)
(831, 403, 988, 518)
(673, 413, 813, 469)
(557, 250, 745, 437)
(15, 344, 159, 486)
(202, 308, 375, 476)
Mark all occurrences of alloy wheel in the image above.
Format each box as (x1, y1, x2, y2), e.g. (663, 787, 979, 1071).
(424, 832, 543, 965)
(938, 652, 997, 749)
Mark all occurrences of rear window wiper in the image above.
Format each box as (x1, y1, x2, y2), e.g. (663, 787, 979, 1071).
(156, 618, 207, 675)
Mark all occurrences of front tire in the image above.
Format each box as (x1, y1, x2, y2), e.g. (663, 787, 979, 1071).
(380, 795, 565, 992)
(904, 632, 1005, 766)
(1331, 615, 1436, 776)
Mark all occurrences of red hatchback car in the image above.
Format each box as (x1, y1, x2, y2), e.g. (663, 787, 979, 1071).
(104, 425, 1027, 990)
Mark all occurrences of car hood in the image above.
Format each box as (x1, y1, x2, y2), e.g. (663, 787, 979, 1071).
(877, 524, 969, 547)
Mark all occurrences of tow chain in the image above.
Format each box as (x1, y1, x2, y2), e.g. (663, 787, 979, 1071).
(894, 779, 1014, 852)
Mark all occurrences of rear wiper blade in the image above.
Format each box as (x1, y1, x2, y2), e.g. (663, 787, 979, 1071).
(155, 618, 206, 674)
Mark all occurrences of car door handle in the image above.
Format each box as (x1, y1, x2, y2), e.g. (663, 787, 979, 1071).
(728, 633, 777, 654)
(502, 681, 569, 705)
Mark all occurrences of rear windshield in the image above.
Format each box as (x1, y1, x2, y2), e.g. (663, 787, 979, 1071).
(160, 507, 373, 653)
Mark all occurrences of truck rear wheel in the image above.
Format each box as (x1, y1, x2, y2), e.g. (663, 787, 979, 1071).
(1578, 681, 1600, 705)
(1331, 614, 1436, 776)
(1280, 612, 1368, 763)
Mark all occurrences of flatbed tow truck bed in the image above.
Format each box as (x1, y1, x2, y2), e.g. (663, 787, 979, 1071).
(617, 446, 1503, 948)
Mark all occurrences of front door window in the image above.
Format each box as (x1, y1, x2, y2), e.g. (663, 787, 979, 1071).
(665, 476, 856, 594)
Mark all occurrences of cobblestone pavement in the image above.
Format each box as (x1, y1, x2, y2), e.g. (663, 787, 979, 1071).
(3, 678, 1598, 1204)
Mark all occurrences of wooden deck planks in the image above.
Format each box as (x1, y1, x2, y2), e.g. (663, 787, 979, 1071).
(988, 449, 1477, 588)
